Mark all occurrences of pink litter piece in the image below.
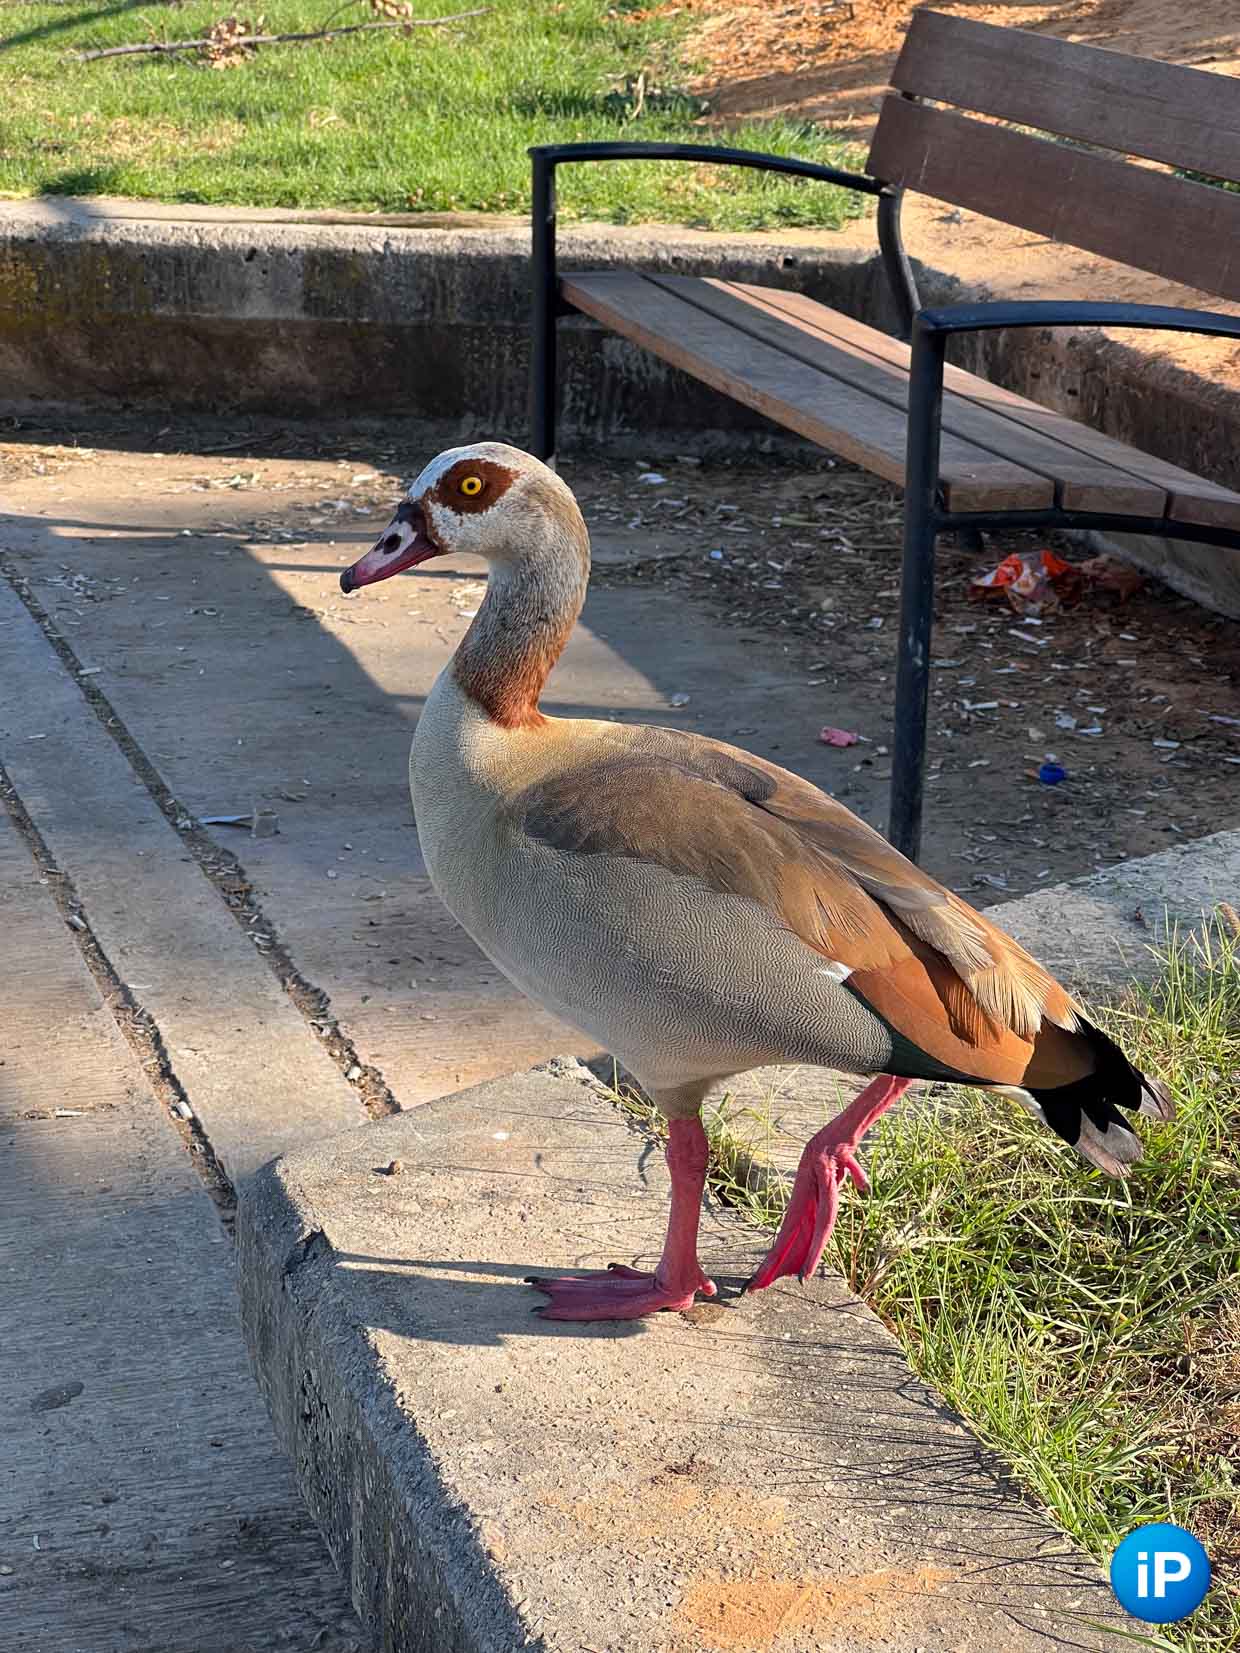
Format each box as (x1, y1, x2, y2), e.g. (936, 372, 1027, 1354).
(819, 727, 859, 748)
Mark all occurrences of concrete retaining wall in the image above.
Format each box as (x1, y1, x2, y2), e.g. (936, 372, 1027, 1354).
(2, 196, 1239, 616)
(0, 198, 885, 439)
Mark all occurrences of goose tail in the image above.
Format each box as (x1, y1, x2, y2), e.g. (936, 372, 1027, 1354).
(1025, 1017, 1174, 1177)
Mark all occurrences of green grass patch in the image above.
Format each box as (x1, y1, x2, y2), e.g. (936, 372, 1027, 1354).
(615, 918, 1240, 1649)
(0, 0, 867, 227)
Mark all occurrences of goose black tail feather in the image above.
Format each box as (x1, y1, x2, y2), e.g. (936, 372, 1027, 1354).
(1027, 1016, 1174, 1177)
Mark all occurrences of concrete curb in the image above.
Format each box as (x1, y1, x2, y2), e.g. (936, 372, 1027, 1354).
(3, 196, 1239, 614)
(239, 1057, 1127, 1653)
(234, 836, 1234, 1648)
(983, 826, 1240, 998)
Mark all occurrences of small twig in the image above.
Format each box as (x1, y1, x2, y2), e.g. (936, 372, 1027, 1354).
(625, 69, 646, 125)
(73, 7, 488, 61)
(198, 429, 288, 453)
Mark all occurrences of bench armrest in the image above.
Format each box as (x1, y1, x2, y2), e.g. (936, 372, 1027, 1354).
(904, 298, 1240, 522)
(528, 140, 884, 197)
(915, 299, 1240, 342)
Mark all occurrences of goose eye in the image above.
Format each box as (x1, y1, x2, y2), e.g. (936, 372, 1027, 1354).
(459, 475, 484, 497)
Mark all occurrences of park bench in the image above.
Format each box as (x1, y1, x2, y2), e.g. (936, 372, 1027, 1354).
(527, 8, 1240, 862)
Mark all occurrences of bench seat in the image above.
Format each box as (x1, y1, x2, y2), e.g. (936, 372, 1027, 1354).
(563, 271, 1240, 529)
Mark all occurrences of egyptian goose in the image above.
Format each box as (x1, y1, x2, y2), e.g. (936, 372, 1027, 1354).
(340, 443, 1173, 1322)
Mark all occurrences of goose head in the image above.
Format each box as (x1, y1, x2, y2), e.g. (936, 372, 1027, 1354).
(339, 441, 588, 594)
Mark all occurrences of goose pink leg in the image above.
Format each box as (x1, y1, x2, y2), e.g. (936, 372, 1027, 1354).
(527, 1117, 718, 1321)
(747, 1075, 911, 1292)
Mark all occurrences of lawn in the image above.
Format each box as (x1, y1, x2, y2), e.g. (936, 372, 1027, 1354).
(0, 0, 867, 228)
(621, 917, 1240, 1650)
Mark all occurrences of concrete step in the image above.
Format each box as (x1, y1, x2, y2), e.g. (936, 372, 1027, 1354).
(0, 581, 367, 1181)
(0, 809, 365, 1651)
(238, 1058, 1129, 1653)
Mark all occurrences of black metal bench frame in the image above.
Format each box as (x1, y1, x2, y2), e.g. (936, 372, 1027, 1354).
(527, 141, 1240, 864)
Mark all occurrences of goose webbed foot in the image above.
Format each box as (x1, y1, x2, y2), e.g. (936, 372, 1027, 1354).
(525, 1260, 717, 1322)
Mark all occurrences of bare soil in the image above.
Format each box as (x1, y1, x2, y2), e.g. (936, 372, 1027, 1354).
(662, 0, 1240, 136)
(587, 451, 1240, 899)
(660, 0, 1240, 388)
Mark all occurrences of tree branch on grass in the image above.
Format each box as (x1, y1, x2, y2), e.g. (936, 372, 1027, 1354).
(72, 6, 489, 62)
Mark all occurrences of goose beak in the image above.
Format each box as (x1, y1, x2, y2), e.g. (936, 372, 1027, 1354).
(340, 501, 440, 592)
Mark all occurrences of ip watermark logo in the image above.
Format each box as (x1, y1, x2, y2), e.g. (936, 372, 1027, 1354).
(1110, 1523, 1211, 1624)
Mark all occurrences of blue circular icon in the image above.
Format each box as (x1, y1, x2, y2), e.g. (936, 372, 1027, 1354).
(1111, 1523, 1210, 1623)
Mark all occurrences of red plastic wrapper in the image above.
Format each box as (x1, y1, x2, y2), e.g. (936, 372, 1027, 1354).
(969, 549, 1082, 612)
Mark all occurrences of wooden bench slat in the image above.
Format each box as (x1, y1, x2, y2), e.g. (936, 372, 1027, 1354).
(562, 272, 1054, 512)
(739, 285, 1240, 530)
(656, 275, 1167, 517)
(889, 10, 1240, 185)
(869, 95, 1240, 305)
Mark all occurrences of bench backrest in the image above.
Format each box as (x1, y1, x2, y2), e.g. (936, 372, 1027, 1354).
(867, 10, 1240, 303)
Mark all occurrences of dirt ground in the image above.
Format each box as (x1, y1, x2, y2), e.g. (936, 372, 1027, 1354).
(662, 0, 1240, 134)
(591, 455, 1240, 896)
(3, 413, 1236, 918)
